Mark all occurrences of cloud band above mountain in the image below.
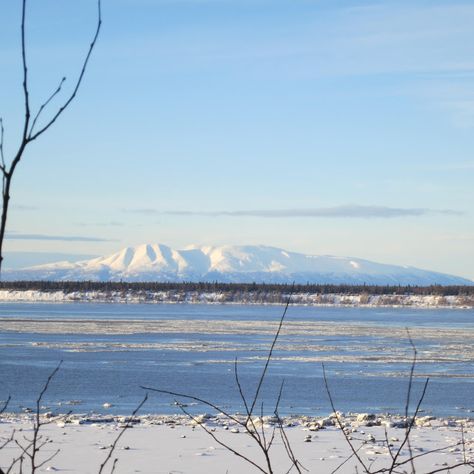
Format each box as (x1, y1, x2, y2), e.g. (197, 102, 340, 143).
(6, 233, 115, 242)
(127, 205, 462, 219)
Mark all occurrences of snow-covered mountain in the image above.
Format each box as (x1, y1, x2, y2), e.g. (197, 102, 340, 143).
(4, 243, 473, 285)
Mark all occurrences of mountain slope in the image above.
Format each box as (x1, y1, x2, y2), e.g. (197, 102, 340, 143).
(4, 243, 473, 285)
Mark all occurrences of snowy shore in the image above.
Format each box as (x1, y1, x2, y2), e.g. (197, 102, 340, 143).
(0, 289, 473, 308)
(1, 411, 473, 473)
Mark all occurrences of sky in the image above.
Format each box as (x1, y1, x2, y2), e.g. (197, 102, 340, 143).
(0, 0, 473, 280)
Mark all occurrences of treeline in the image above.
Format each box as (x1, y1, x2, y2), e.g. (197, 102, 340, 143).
(0, 280, 473, 296)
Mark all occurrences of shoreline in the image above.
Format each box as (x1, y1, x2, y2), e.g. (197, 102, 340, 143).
(0, 289, 473, 308)
(2, 410, 474, 426)
(1, 411, 473, 473)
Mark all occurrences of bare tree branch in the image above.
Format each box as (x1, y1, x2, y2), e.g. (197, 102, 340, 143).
(140, 386, 243, 427)
(10, 361, 63, 473)
(142, 287, 301, 474)
(0, 118, 5, 172)
(29, 77, 66, 138)
(0, 0, 102, 274)
(323, 332, 474, 474)
(28, 0, 102, 142)
(174, 401, 269, 474)
(322, 362, 371, 473)
(247, 288, 292, 421)
(0, 395, 11, 414)
(21, 0, 31, 143)
(98, 394, 148, 474)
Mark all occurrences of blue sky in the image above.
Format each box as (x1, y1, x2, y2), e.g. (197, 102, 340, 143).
(1, 0, 474, 279)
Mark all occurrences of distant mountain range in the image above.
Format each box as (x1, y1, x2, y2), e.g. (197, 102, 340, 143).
(3, 243, 473, 285)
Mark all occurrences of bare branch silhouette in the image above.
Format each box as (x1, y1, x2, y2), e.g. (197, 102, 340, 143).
(98, 394, 148, 474)
(175, 401, 270, 474)
(322, 334, 473, 474)
(0, 0, 102, 273)
(0, 119, 5, 172)
(12, 361, 63, 473)
(0, 395, 11, 415)
(142, 287, 302, 473)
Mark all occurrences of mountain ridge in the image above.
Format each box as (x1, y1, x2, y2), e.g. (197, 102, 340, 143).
(3, 243, 472, 285)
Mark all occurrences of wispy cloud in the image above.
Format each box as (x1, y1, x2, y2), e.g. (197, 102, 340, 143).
(11, 205, 38, 211)
(121, 2, 474, 78)
(76, 221, 124, 227)
(6, 232, 116, 242)
(436, 233, 474, 242)
(126, 205, 462, 219)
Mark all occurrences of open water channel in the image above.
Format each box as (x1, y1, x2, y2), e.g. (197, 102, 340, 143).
(0, 303, 473, 417)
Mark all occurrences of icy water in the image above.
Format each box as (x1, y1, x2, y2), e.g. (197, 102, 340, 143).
(0, 303, 473, 417)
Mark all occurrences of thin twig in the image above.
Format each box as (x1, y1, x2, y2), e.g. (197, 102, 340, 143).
(248, 287, 293, 420)
(21, 0, 31, 142)
(0, 395, 11, 414)
(98, 394, 148, 474)
(10, 361, 63, 473)
(29, 77, 66, 137)
(175, 402, 268, 474)
(28, 0, 102, 142)
(0, 118, 5, 171)
(277, 400, 306, 474)
(234, 357, 261, 444)
(322, 363, 370, 473)
(140, 387, 242, 426)
(143, 287, 300, 474)
(331, 445, 364, 474)
(393, 440, 467, 469)
(325, 331, 472, 474)
(389, 334, 430, 473)
(0, 0, 102, 274)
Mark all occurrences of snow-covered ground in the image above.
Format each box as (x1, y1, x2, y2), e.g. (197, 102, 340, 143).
(0, 412, 473, 473)
(0, 289, 472, 308)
